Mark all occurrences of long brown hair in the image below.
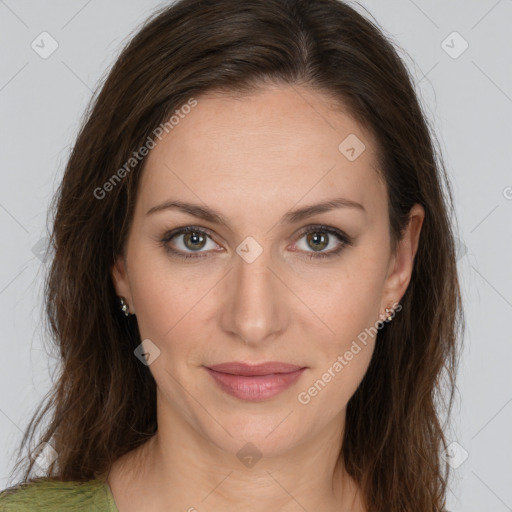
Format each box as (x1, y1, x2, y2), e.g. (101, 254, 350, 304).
(7, 0, 463, 510)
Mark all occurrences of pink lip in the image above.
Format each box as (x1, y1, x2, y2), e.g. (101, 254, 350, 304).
(204, 362, 306, 401)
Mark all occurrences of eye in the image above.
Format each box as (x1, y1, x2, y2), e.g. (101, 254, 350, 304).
(161, 226, 219, 259)
(292, 225, 352, 259)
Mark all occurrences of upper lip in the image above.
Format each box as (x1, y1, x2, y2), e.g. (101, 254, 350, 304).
(205, 362, 305, 376)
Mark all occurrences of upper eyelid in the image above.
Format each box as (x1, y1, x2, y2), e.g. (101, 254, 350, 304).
(163, 226, 218, 244)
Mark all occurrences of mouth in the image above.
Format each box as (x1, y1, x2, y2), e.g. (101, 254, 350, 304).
(204, 362, 307, 402)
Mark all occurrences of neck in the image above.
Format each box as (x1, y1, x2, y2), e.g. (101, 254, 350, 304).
(107, 400, 365, 511)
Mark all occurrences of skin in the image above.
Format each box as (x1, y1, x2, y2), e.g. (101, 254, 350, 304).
(108, 83, 424, 512)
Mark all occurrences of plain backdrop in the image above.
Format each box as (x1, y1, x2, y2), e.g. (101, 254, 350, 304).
(1, 1, 511, 510)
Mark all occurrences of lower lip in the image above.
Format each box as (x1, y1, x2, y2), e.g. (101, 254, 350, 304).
(204, 367, 306, 401)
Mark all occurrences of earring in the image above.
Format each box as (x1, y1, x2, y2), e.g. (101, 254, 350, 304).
(119, 296, 130, 317)
(380, 305, 396, 323)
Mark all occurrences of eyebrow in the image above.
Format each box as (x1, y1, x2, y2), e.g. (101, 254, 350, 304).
(146, 197, 365, 226)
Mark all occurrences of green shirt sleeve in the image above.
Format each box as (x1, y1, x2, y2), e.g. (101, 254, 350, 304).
(0, 478, 119, 511)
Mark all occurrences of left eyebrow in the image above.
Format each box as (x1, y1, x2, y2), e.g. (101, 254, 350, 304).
(146, 197, 366, 226)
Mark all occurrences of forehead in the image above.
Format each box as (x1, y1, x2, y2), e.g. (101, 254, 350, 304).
(138, 84, 386, 223)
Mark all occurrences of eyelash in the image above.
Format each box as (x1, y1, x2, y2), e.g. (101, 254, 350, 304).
(160, 224, 352, 261)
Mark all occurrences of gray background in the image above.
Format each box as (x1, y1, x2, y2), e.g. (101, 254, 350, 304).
(1, 1, 511, 510)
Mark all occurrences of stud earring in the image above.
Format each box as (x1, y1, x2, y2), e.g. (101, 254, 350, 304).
(384, 302, 402, 322)
(119, 296, 131, 317)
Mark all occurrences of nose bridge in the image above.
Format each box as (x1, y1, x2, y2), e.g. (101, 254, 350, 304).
(220, 238, 286, 345)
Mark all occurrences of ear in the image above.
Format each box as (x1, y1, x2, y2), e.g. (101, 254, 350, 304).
(381, 203, 425, 311)
(111, 254, 135, 314)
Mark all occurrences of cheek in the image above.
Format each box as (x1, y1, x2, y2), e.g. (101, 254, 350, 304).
(297, 252, 386, 405)
(315, 256, 387, 346)
(296, 344, 374, 413)
(130, 264, 207, 343)
(295, 270, 382, 412)
(127, 246, 225, 373)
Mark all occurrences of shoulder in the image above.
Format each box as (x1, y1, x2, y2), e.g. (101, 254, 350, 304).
(0, 478, 116, 511)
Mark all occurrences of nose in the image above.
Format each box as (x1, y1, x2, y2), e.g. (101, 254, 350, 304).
(219, 244, 288, 346)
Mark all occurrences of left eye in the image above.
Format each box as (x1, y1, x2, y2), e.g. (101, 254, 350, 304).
(161, 225, 351, 260)
(291, 225, 352, 259)
(293, 227, 345, 255)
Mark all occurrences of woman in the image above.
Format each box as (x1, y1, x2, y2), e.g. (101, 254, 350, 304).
(0, 0, 463, 510)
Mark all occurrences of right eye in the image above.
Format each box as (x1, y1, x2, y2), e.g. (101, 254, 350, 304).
(161, 226, 220, 259)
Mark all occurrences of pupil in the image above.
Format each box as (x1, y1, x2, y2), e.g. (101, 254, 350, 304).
(185, 232, 205, 250)
(308, 232, 327, 251)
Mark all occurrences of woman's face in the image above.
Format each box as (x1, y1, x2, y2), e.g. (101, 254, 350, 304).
(112, 84, 422, 460)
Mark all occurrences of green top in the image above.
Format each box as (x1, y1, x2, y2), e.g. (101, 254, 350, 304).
(0, 478, 119, 511)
